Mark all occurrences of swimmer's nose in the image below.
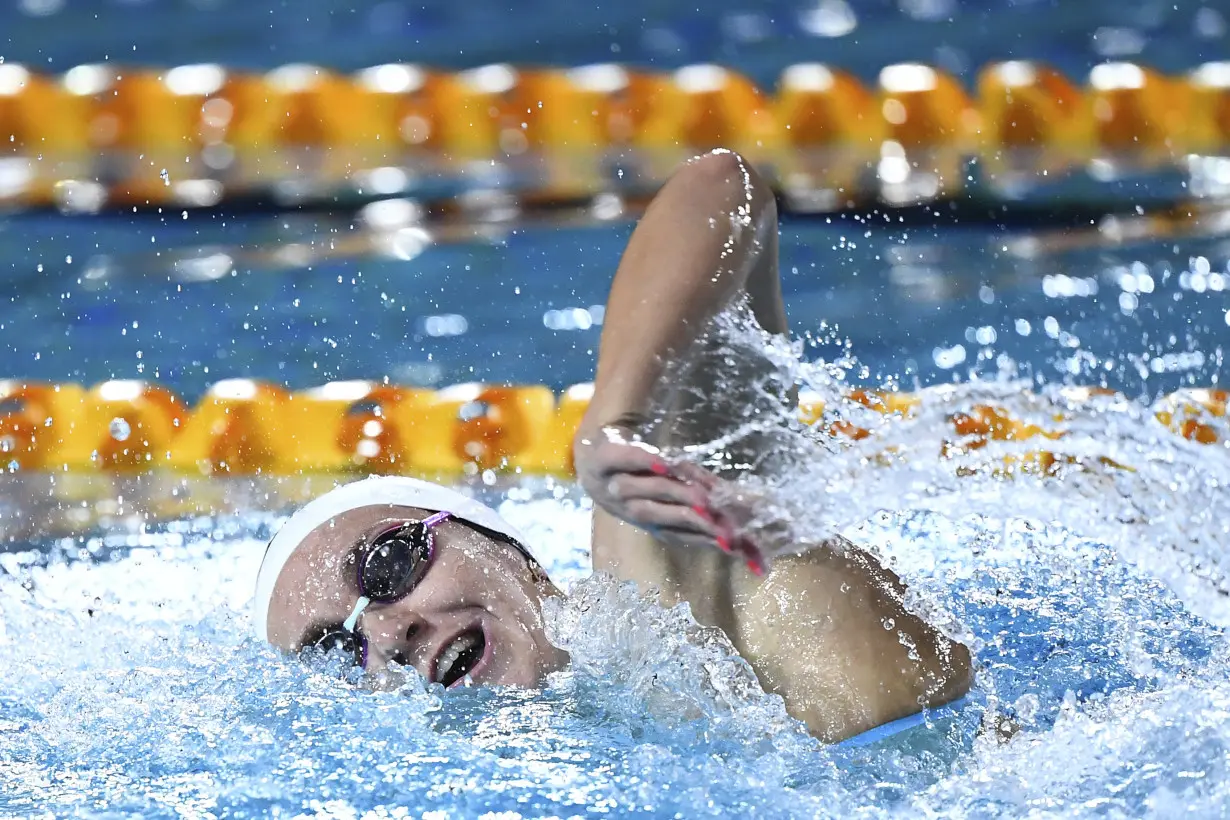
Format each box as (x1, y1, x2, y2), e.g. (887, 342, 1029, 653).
(359, 604, 434, 681)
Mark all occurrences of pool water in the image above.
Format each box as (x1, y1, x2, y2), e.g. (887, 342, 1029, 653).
(2, 211, 1226, 400)
(3, 365, 1229, 818)
(3, 0, 1230, 818)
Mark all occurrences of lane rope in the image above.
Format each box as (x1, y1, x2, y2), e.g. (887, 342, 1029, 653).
(2, 60, 1228, 213)
(1, 379, 1224, 477)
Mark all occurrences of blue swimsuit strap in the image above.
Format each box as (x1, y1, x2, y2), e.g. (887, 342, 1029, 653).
(836, 694, 975, 749)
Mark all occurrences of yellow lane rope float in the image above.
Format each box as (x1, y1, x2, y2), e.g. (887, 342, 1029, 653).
(1, 60, 1229, 211)
(1, 379, 1224, 479)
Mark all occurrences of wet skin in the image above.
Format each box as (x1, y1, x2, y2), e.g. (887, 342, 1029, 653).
(265, 504, 569, 688)
(264, 151, 972, 741)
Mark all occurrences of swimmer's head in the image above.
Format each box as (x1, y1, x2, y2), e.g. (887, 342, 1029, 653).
(254, 477, 568, 688)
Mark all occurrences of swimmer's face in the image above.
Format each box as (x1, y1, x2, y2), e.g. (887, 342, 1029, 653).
(265, 505, 568, 689)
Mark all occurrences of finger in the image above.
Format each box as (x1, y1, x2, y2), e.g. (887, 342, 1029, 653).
(733, 535, 770, 577)
(588, 440, 675, 478)
(622, 498, 720, 538)
(668, 460, 721, 490)
(701, 501, 770, 575)
(605, 474, 710, 509)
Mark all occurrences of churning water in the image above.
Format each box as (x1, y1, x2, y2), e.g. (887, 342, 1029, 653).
(2, 304, 1228, 819)
(2, 0, 1229, 815)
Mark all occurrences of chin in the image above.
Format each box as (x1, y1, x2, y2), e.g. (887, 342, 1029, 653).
(535, 644, 570, 684)
(500, 645, 567, 689)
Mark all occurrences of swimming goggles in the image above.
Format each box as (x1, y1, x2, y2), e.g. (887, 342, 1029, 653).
(303, 510, 452, 669)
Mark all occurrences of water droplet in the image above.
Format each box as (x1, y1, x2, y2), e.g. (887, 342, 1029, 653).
(1014, 693, 1040, 725)
(109, 418, 131, 442)
(882, 617, 895, 630)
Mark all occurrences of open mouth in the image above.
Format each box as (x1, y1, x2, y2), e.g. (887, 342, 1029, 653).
(434, 626, 486, 688)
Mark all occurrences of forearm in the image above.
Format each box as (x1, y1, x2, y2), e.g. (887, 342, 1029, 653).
(583, 150, 783, 429)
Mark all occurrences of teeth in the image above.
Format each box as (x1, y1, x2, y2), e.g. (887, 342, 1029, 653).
(436, 632, 480, 683)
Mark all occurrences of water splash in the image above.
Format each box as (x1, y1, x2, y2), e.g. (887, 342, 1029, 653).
(2, 486, 1228, 816)
(3, 308, 1230, 817)
(544, 572, 817, 757)
(663, 302, 1230, 627)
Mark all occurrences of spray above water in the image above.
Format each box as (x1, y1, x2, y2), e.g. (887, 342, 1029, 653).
(657, 301, 1230, 622)
(2, 303, 1229, 817)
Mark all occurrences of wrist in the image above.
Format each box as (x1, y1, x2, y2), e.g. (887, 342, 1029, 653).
(577, 403, 651, 442)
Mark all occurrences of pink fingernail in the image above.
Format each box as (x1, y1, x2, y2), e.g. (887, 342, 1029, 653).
(746, 558, 765, 577)
(651, 462, 669, 476)
(716, 536, 732, 553)
(693, 504, 711, 519)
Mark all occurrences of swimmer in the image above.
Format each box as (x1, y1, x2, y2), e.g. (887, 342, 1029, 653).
(254, 150, 973, 743)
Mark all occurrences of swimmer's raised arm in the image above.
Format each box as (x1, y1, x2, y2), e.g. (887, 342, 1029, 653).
(583, 150, 786, 429)
(575, 150, 786, 560)
(574, 150, 973, 742)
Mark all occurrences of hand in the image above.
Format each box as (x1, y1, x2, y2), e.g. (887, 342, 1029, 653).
(573, 423, 768, 575)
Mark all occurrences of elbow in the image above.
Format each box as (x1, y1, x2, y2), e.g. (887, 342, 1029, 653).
(936, 638, 976, 705)
(674, 149, 777, 216)
(683, 148, 752, 181)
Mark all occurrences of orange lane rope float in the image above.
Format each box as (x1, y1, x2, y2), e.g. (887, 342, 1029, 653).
(1, 60, 1228, 212)
(1, 379, 1224, 479)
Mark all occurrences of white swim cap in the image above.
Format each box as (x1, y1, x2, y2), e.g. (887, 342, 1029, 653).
(252, 476, 533, 642)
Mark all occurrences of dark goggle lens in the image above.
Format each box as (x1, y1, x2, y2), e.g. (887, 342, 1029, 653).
(359, 523, 433, 600)
(305, 629, 367, 668)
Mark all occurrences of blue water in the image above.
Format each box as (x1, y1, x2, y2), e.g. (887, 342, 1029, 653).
(3, 474, 1229, 817)
(1, 212, 1226, 400)
(3, 1, 1230, 818)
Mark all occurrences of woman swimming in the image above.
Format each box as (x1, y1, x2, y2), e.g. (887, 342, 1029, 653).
(254, 149, 973, 744)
